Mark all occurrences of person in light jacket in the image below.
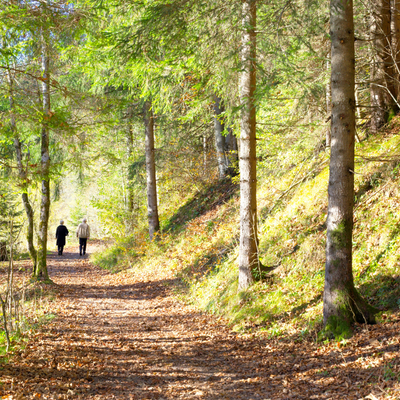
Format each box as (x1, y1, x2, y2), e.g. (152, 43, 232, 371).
(76, 218, 90, 256)
(56, 220, 69, 256)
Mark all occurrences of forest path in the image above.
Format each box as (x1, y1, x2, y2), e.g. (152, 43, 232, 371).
(1, 244, 400, 400)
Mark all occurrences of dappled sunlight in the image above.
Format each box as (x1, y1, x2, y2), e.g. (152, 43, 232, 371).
(2, 249, 400, 399)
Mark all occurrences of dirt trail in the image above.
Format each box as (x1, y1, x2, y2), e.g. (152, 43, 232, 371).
(1, 246, 400, 399)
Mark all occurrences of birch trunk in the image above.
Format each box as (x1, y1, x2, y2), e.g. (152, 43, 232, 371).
(323, 0, 376, 337)
(36, 26, 51, 280)
(238, 0, 258, 290)
(143, 100, 160, 240)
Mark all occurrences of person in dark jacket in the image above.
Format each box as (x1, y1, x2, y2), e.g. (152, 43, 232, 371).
(56, 220, 69, 256)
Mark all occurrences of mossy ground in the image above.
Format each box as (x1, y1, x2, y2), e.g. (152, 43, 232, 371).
(93, 119, 400, 339)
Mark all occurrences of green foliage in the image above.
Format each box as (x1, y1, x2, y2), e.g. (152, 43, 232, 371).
(91, 236, 139, 272)
(92, 245, 125, 272)
(0, 331, 24, 358)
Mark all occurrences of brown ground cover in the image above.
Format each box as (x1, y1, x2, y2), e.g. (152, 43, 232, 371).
(1, 243, 400, 399)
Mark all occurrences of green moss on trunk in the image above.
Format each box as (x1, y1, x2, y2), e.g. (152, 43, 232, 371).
(318, 315, 353, 341)
(330, 220, 351, 249)
(321, 285, 377, 340)
(33, 253, 50, 282)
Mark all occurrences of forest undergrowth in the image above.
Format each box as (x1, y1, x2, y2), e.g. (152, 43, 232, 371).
(94, 118, 400, 341)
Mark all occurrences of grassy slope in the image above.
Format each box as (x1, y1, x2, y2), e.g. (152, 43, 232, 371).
(93, 119, 400, 338)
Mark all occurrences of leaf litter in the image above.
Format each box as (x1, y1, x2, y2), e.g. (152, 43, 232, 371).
(1, 244, 400, 399)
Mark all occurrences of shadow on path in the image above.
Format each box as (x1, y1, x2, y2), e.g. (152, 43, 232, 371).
(1, 248, 399, 399)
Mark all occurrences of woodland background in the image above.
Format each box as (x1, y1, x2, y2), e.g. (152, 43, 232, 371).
(1, 0, 400, 355)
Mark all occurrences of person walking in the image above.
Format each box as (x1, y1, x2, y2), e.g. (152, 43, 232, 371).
(56, 220, 69, 256)
(76, 218, 90, 256)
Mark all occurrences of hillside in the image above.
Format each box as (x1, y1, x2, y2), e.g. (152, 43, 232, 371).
(93, 118, 400, 339)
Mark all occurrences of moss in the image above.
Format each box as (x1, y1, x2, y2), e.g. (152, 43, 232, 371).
(318, 290, 357, 341)
(318, 315, 353, 341)
(29, 276, 53, 284)
(330, 220, 351, 249)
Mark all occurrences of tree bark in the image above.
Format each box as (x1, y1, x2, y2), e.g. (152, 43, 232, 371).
(126, 106, 135, 228)
(370, 0, 392, 132)
(35, 25, 51, 280)
(143, 100, 160, 241)
(238, 0, 258, 291)
(325, 58, 332, 148)
(213, 95, 239, 178)
(213, 95, 228, 179)
(391, 0, 400, 102)
(203, 135, 208, 172)
(7, 68, 37, 271)
(323, 0, 376, 336)
(14, 138, 37, 271)
(225, 127, 238, 170)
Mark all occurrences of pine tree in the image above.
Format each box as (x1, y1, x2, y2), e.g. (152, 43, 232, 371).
(323, 0, 376, 338)
(238, 0, 258, 290)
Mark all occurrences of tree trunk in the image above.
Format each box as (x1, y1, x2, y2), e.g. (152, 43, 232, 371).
(391, 0, 400, 102)
(126, 128, 134, 215)
(323, 0, 376, 338)
(126, 106, 135, 233)
(143, 100, 160, 241)
(213, 95, 228, 179)
(370, 0, 392, 132)
(7, 68, 38, 271)
(325, 58, 332, 148)
(35, 26, 51, 280)
(14, 138, 37, 271)
(213, 95, 238, 178)
(355, 84, 362, 120)
(225, 127, 239, 176)
(238, 0, 258, 291)
(203, 134, 208, 172)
